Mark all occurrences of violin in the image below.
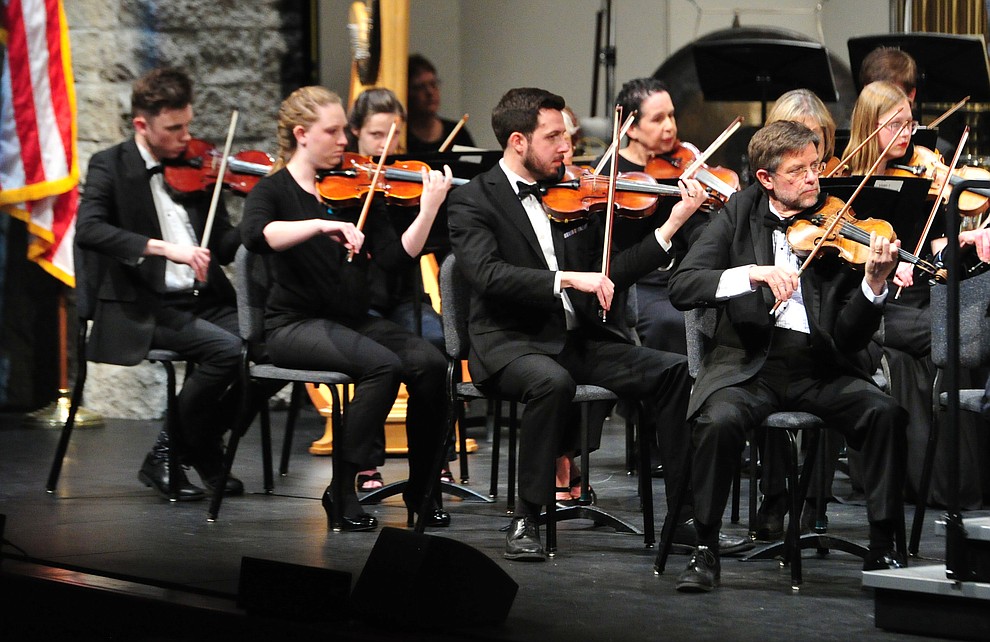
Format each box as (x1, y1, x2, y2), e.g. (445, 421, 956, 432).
(163, 138, 273, 195)
(541, 165, 683, 223)
(315, 152, 467, 208)
(644, 140, 740, 210)
(887, 145, 990, 218)
(785, 195, 946, 281)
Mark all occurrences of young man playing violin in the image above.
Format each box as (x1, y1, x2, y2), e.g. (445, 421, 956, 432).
(668, 120, 909, 592)
(75, 68, 245, 500)
(447, 87, 694, 561)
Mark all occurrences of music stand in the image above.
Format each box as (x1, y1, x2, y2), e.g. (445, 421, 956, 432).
(692, 38, 838, 124)
(819, 175, 932, 254)
(848, 33, 990, 103)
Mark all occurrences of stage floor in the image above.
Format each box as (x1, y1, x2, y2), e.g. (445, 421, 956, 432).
(0, 405, 972, 641)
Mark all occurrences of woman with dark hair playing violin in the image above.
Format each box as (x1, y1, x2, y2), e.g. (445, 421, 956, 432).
(344, 87, 453, 492)
(241, 86, 454, 532)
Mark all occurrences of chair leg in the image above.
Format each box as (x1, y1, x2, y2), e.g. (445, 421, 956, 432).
(507, 402, 518, 515)
(489, 400, 502, 500)
(748, 436, 760, 539)
(259, 404, 275, 493)
(785, 429, 804, 588)
(162, 361, 180, 501)
(458, 401, 470, 484)
(278, 382, 304, 477)
(46, 328, 88, 493)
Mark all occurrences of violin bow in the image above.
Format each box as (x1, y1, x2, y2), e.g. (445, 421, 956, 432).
(679, 116, 743, 180)
(927, 96, 970, 129)
(599, 105, 623, 322)
(347, 120, 397, 262)
(592, 111, 637, 175)
(770, 120, 911, 315)
(823, 107, 904, 178)
(896, 126, 970, 299)
(200, 109, 239, 249)
(438, 113, 469, 152)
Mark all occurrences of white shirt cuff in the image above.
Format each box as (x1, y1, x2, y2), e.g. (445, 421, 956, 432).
(716, 264, 757, 299)
(861, 279, 887, 305)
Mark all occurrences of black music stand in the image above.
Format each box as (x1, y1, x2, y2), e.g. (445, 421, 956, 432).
(848, 33, 990, 104)
(819, 175, 932, 254)
(692, 38, 838, 124)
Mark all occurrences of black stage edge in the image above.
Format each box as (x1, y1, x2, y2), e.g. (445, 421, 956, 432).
(0, 556, 473, 642)
(873, 582, 990, 641)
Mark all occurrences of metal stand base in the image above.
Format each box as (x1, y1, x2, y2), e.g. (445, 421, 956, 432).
(24, 390, 104, 430)
(360, 479, 494, 505)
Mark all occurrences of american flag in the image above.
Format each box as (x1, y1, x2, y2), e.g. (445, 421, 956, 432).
(0, 0, 77, 286)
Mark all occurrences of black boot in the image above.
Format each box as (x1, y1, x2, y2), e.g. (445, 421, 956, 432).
(138, 431, 205, 501)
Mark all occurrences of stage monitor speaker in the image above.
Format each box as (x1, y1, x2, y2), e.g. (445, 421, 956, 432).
(350, 527, 518, 629)
(237, 556, 352, 622)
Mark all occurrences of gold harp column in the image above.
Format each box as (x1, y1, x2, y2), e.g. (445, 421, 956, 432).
(348, 0, 409, 126)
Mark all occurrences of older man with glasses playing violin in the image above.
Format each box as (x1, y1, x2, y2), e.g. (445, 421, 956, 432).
(668, 119, 909, 592)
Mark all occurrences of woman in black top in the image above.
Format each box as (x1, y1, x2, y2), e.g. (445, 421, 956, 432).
(241, 86, 454, 531)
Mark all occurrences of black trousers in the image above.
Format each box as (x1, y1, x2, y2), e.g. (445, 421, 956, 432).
(690, 330, 907, 532)
(266, 314, 447, 498)
(151, 293, 241, 461)
(482, 331, 691, 510)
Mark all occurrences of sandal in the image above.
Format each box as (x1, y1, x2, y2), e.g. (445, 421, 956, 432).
(439, 467, 455, 484)
(357, 470, 383, 492)
(555, 486, 577, 508)
(569, 475, 596, 505)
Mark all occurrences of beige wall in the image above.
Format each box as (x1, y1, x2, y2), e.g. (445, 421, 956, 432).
(318, 0, 891, 149)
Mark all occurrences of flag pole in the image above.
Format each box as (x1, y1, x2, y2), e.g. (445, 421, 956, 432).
(23, 285, 103, 429)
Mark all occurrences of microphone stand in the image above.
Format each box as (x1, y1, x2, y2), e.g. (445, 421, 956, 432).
(590, 0, 616, 118)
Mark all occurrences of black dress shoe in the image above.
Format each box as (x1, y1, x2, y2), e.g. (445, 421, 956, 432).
(189, 459, 244, 497)
(321, 486, 377, 532)
(138, 453, 206, 502)
(504, 516, 545, 562)
(675, 545, 721, 592)
(863, 549, 907, 571)
(671, 519, 754, 555)
(650, 464, 664, 478)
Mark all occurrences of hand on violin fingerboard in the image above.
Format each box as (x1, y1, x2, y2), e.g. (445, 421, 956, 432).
(417, 164, 455, 216)
(749, 265, 800, 303)
(864, 232, 899, 296)
(561, 271, 614, 311)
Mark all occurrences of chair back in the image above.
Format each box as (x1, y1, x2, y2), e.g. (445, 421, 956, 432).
(234, 245, 268, 344)
(931, 268, 990, 369)
(683, 307, 718, 379)
(439, 254, 471, 361)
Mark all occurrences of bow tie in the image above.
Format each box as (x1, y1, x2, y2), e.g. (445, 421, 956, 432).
(764, 211, 810, 231)
(516, 181, 545, 202)
(148, 164, 164, 177)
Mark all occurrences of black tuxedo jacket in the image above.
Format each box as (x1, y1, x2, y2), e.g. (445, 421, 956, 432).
(447, 163, 673, 382)
(75, 139, 239, 365)
(668, 184, 884, 417)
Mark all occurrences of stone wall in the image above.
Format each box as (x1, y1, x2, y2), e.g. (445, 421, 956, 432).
(66, 0, 311, 418)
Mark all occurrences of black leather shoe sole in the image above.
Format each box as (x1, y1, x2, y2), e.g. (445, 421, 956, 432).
(675, 573, 719, 593)
(504, 548, 546, 562)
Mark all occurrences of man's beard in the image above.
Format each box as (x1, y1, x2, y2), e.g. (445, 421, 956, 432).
(522, 148, 563, 183)
(772, 187, 819, 213)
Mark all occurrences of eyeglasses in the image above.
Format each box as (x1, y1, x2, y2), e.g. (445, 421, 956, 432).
(880, 119, 920, 135)
(773, 162, 826, 181)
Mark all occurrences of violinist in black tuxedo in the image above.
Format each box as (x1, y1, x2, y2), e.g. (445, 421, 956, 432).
(447, 87, 698, 561)
(75, 68, 243, 501)
(668, 120, 908, 592)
